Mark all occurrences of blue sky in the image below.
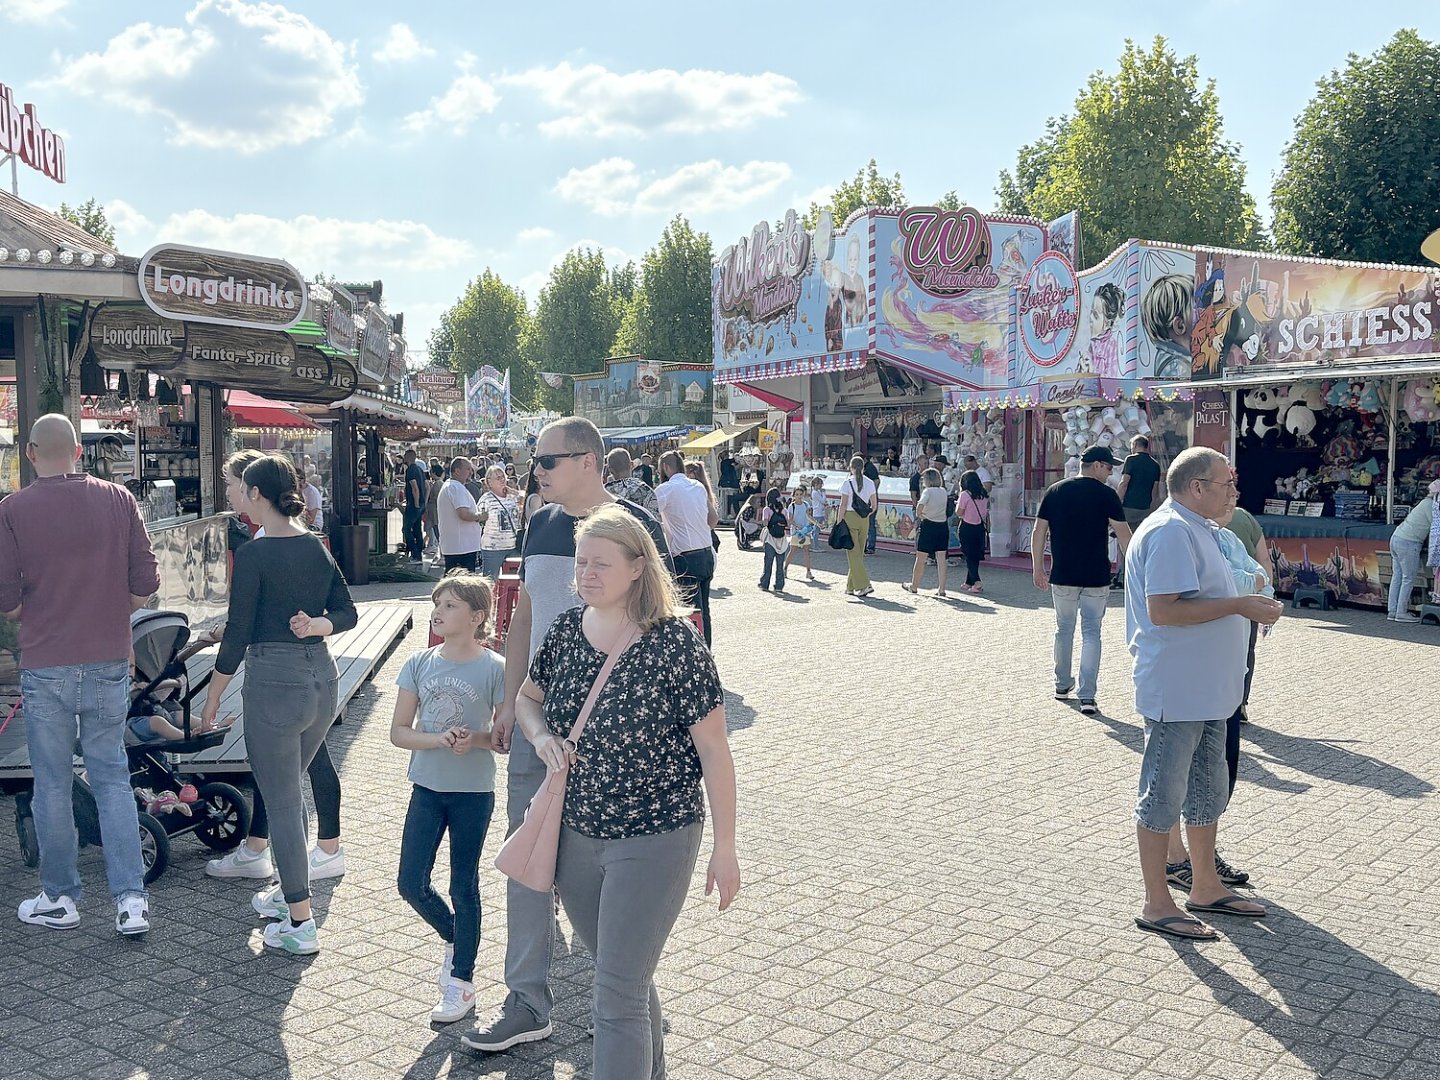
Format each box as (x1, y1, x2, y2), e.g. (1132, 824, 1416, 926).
(2, 0, 1436, 359)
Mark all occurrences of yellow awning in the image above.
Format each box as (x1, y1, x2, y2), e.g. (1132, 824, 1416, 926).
(682, 422, 758, 454)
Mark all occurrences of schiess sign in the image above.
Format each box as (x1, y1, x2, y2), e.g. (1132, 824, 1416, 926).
(0, 81, 65, 184)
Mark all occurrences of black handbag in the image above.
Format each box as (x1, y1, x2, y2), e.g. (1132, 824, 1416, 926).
(828, 518, 854, 550)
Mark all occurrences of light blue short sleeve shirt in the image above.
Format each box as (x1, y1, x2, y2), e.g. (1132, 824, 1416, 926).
(1124, 499, 1247, 723)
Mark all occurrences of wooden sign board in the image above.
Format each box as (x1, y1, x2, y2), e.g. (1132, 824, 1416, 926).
(89, 303, 186, 371)
(139, 243, 307, 332)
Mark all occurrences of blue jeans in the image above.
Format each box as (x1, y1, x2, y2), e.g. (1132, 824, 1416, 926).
(760, 542, 787, 591)
(480, 548, 509, 582)
(1388, 537, 1423, 616)
(865, 512, 878, 553)
(1052, 585, 1108, 700)
(21, 660, 145, 902)
(403, 506, 425, 560)
(397, 785, 494, 984)
(1135, 715, 1232, 832)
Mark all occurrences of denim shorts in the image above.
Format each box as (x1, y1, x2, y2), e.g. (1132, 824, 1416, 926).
(1135, 716, 1231, 833)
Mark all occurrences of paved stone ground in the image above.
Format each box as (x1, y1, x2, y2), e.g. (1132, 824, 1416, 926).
(1, 542, 1438, 1079)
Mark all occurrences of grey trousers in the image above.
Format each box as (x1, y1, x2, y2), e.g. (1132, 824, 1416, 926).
(503, 729, 555, 1021)
(242, 643, 338, 905)
(556, 823, 702, 1080)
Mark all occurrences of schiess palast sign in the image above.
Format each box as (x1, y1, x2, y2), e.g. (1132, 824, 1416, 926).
(0, 80, 66, 184)
(138, 243, 307, 332)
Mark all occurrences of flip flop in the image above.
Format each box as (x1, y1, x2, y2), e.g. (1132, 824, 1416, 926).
(1186, 895, 1266, 918)
(1135, 915, 1218, 941)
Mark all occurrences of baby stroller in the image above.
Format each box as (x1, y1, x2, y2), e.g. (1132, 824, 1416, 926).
(735, 504, 762, 550)
(13, 610, 251, 885)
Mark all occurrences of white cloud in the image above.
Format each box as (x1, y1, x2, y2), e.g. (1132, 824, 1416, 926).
(404, 73, 500, 133)
(372, 22, 433, 64)
(554, 158, 642, 216)
(47, 0, 363, 154)
(555, 158, 791, 217)
(106, 204, 473, 274)
(502, 62, 801, 138)
(515, 226, 555, 244)
(0, 0, 69, 22)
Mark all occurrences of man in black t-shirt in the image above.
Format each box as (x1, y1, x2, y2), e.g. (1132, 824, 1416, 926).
(1032, 446, 1132, 714)
(908, 454, 929, 507)
(1113, 435, 1162, 588)
(401, 448, 428, 562)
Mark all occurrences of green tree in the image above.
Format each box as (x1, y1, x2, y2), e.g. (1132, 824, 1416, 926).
(524, 248, 625, 411)
(1271, 29, 1440, 264)
(803, 159, 906, 229)
(934, 190, 963, 211)
(442, 269, 536, 410)
(57, 198, 117, 247)
(995, 37, 1264, 263)
(612, 216, 713, 365)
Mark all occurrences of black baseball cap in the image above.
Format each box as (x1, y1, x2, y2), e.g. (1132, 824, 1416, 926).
(1081, 446, 1121, 466)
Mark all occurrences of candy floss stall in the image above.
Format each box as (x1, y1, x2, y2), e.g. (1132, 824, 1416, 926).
(1186, 248, 1440, 611)
(712, 202, 1081, 551)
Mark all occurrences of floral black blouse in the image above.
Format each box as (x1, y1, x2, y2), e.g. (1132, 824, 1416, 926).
(530, 608, 724, 839)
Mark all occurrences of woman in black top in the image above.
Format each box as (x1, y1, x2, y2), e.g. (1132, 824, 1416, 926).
(201, 454, 356, 956)
(514, 504, 738, 1080)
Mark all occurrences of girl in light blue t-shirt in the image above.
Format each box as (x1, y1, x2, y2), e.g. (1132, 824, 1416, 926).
(390, 573, 504, 1026)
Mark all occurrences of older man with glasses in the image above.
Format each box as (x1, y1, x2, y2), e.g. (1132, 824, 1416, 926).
(1124, 447, 1282, 942)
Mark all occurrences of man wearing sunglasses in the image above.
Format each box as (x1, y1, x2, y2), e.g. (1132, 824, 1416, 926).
(1124, 447, 1282, 942)
(465, 416, 673, 1055)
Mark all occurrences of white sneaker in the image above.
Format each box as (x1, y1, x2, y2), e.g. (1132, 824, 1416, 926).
(116, 895, 150, 936)
(18, 891, 79, 929)
(206, 844, 275, 879)
(1391, 612, 1421, 623)
(431, 978, 477, 1024)
(262, 917, 319, 955)
(439, 942, 455, 990)
(308, 845, 346, 880)
(251, 883, 289, 920)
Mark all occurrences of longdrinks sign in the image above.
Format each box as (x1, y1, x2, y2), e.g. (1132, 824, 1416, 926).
(0, 81, 65, 184)
(138, 243, 307, 332)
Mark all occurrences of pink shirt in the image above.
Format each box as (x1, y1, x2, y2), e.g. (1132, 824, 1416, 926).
(0, 473, 160, 670)
(957, 491, 989, 526)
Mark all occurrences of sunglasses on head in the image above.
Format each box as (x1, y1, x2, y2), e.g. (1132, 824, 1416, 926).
(533, 451, 587, 470)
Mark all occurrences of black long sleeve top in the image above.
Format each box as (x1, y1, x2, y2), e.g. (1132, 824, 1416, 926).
(216, 533, 358, 676)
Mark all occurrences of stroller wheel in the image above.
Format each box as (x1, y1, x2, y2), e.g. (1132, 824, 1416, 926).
(138, 813, 170, 885)
(193, 782, 252, 852)
(14, 795, 38, 869)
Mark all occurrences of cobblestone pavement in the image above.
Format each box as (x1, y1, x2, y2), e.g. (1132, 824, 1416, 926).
(2, 543, 1438, 1079)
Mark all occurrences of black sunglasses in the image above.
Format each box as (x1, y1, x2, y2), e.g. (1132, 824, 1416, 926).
(533, 451, 587, 471)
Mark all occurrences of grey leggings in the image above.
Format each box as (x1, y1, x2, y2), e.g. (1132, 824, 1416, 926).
(242, 643, 339, 905)
(555, 823, 702, 1080)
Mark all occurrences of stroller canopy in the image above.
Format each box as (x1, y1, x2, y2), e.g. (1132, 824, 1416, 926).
(131, 610, 190, 686)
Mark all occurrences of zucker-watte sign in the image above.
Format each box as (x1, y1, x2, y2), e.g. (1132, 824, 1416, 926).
(87, 304, 354, 405)
(138, 243, 308, 332)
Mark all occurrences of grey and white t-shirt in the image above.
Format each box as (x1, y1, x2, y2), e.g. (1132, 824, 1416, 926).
(396, 646, 504, 792)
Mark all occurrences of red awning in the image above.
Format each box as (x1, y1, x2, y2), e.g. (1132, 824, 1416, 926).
(225, 390, 318, 430)
(735, 381, 804, 413)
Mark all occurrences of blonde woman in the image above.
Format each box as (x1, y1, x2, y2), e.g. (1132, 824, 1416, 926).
(838, 454, 877, 597)
(903, 467, 950, 597)
(508, 505, 739, 1080)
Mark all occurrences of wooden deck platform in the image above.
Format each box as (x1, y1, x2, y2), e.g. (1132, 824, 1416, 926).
(0, 603, 414, 780)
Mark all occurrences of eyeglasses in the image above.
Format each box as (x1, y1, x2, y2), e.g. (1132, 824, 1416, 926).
(1197, 478, 1239, 491)
(533, 451, 587, 471)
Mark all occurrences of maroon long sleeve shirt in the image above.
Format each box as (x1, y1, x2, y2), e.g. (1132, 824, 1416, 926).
(0, 473, 161, 670)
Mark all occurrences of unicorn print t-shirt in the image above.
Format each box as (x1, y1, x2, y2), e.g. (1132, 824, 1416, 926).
(396, 646, 504, 792)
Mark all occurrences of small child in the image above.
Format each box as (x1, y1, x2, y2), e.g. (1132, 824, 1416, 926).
(759, 488, 790, 593)
(809, 475, 828, 553)
(391, 573, 504, 1025)
(785, 485, 817, 581)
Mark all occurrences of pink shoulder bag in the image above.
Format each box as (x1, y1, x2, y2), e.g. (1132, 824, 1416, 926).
(494, 626, 636, 892)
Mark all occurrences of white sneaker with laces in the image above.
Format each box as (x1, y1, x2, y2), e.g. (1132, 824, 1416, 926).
(262, 918, 319, 955)
(206, 844, 275, 879)
(18, 891, 79, 929)
(251, 883, 289, 920)
(439, 942, 455, 990)
(308, 845, 346, 880)
(431, 978, 477, 1024)
(115, 895, 150, 936)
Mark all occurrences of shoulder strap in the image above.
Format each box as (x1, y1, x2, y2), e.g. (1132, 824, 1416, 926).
(566, 625, 638, 746)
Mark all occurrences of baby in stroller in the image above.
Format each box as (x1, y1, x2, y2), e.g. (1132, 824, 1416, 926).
(735, 494, 764, 550)
(126, 626, 228, 746)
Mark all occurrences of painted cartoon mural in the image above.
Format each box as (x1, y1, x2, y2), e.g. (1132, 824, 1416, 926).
(573, 358, 713, 430)
(874, 207, 1046, 389)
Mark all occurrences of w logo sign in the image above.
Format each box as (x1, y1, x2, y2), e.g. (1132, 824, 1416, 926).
(898, 206, 998, 297)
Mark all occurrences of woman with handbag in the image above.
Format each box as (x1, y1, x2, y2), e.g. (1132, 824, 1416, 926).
(838, 454, 877, 597)
(956, 469, 990, 593)
(506, 504, 739, 1080)
(903, 467, 950, 597)
(475, 465, 520, 581)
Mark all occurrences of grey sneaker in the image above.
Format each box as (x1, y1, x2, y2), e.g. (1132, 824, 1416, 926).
(206, 844, 274, 879)
(1054, 684, 1075, 701)
(461, 994, 553, 1053)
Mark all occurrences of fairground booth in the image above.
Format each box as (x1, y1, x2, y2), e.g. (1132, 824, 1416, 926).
(574, 354, 715, 456)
